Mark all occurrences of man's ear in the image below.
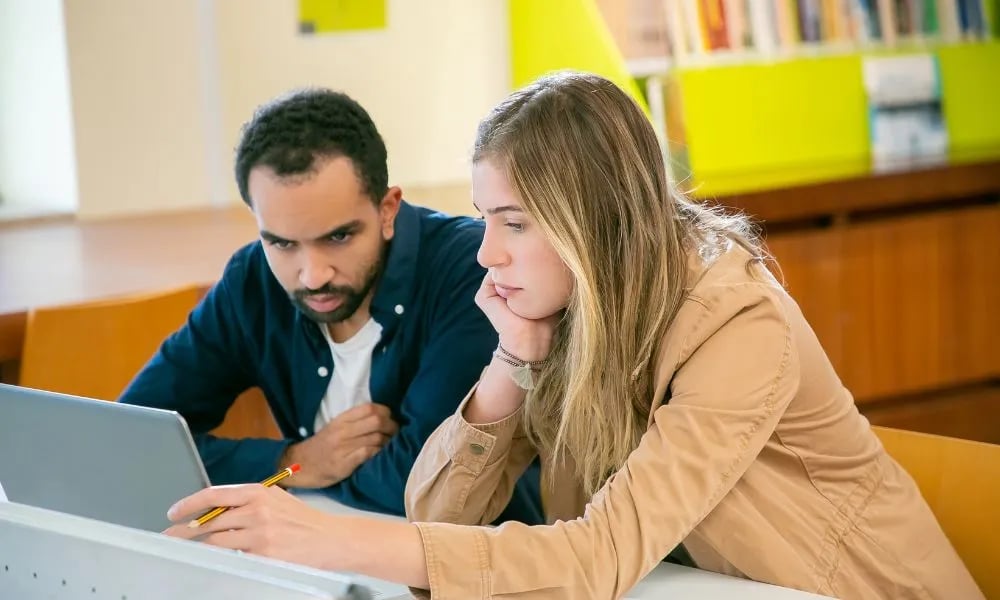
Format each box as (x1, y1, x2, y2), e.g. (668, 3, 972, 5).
(379, 187, 403, 240)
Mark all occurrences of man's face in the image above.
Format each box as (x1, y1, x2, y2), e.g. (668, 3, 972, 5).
(248, 156, 401, 324)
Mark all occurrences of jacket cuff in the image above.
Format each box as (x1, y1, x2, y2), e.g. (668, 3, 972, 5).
(442, 387, 525, 475)
(414, 521, 490, 599)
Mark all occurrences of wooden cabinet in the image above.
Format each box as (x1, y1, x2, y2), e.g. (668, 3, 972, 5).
(768, 205, 999, 402)
(708, 160, 1000, 442)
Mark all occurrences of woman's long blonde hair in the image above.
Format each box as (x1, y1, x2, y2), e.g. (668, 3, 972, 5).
(473, 71, 763, 496)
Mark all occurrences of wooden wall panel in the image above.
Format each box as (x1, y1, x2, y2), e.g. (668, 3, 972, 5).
(766, 204, 1000, 404)
(862, 384, 1000, 444)
(765, 228, 845, 372)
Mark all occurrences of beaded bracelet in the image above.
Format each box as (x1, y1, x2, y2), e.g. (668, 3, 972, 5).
(493, 344, 547, 390)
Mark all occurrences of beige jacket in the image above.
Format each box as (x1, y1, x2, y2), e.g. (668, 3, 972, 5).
(404, 245, 983, 600)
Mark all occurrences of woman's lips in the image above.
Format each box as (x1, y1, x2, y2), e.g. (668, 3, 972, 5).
(494, 284, 520, 299)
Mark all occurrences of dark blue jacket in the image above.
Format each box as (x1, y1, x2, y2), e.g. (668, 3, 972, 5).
(120, 201, 542, 523)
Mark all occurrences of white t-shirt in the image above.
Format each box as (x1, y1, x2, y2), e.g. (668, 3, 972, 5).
(313, 318, 383, 432)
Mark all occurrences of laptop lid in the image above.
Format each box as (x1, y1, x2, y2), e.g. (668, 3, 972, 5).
(0, 501, 372, 599)
(0, 383, 210, 531)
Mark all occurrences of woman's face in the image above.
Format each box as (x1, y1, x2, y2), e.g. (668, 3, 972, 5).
(472, 160, 574, 320)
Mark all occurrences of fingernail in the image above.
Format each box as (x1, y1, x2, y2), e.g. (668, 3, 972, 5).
(167, 504, 178, 520)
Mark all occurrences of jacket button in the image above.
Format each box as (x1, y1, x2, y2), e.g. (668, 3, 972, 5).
(394, 304, 404, 315)
(317, 366, 329, 377)
(298, 426, 308, 438)
(469, 443, 485, 455)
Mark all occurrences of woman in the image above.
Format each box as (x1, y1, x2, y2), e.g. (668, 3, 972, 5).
(166, 72, 982, 599)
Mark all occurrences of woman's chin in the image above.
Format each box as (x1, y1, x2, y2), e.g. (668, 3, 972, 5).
(504, 297, 533, 319)
(506, 297, 559, 321)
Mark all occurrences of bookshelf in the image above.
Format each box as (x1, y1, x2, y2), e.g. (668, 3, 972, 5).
(595, 0, 999, 442)
(645, 41, 999, 195)
(597, 0, 996, 64)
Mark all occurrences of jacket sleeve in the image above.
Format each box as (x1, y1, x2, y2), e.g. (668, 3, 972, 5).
(404, 385, 540, 526)
(406, 283, 801, 599)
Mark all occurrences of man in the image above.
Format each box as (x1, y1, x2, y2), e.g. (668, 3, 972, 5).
(120, 88, 542, 523)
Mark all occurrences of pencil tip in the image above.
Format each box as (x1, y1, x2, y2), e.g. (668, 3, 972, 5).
(187, 520, 200, 529)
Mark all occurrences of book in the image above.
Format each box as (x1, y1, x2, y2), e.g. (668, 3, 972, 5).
(863, 54, 949, 171)
(748, 0, 780, 51)
(700, 0, 732, 48)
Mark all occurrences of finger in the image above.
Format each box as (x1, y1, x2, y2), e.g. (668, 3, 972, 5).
(347, 445, 381, 467)
(163, 522, 204, 540)
(343, 412, 390, 438)
(201, 528, 253, 552)
(182, 502, 254, 535)
(167, 484, 265, 524)
(381, 416, 400, 437)
(481, 270, 496, 291)
(475, 273, 500, 306)
(367, 402, 392, 419)
(345, 431, 391, 449)
(364, 411, 398, 436)
(334, 402, 385, 424)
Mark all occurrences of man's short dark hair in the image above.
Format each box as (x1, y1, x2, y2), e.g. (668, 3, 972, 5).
(235, 88, 389, 206)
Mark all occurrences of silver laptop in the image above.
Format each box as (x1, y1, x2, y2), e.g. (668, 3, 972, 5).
(1, 501, 373, 599)
(0, 383, 210, 532)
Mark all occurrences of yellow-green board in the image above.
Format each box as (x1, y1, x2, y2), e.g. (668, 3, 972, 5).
(299, 0, 386, 34)
(676, 55, 871, 196)
(938, 41, 1000, 162)
(508, 0, 648, 113)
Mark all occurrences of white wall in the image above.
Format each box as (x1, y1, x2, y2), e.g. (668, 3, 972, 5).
(0, 0, 78, 215)
(63, 0, 215, 219)
(53, 0, 510, 219)
(214, 0, 510, 203)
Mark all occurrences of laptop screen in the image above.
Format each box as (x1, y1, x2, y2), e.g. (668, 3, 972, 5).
(0, 384, 209, 531)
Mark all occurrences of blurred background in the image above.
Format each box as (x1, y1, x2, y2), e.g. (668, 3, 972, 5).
(0, 0, 997, 443)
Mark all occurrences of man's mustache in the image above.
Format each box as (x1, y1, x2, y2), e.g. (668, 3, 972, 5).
(293, 285, 355, 299)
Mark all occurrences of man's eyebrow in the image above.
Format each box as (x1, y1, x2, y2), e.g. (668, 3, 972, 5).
(259, 220, 363, 244)
(259, 230, 289, 243)
(312, 220, 362, 241)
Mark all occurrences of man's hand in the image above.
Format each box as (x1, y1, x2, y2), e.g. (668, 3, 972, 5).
(279, 403, 398, 488)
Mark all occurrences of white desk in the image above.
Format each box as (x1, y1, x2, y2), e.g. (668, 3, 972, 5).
(626, 563, 833, 599)
(296, 491, 834, 600)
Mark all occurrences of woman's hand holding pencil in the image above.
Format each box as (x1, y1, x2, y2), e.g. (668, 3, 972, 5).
(163, 463, 348, 570)
(187, 463, 301, 528)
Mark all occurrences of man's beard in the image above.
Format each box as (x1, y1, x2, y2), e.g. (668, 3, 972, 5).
(291, 243, 387, 324)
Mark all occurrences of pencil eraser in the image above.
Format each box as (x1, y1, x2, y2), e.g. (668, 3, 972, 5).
(289, 463, 301, 473)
